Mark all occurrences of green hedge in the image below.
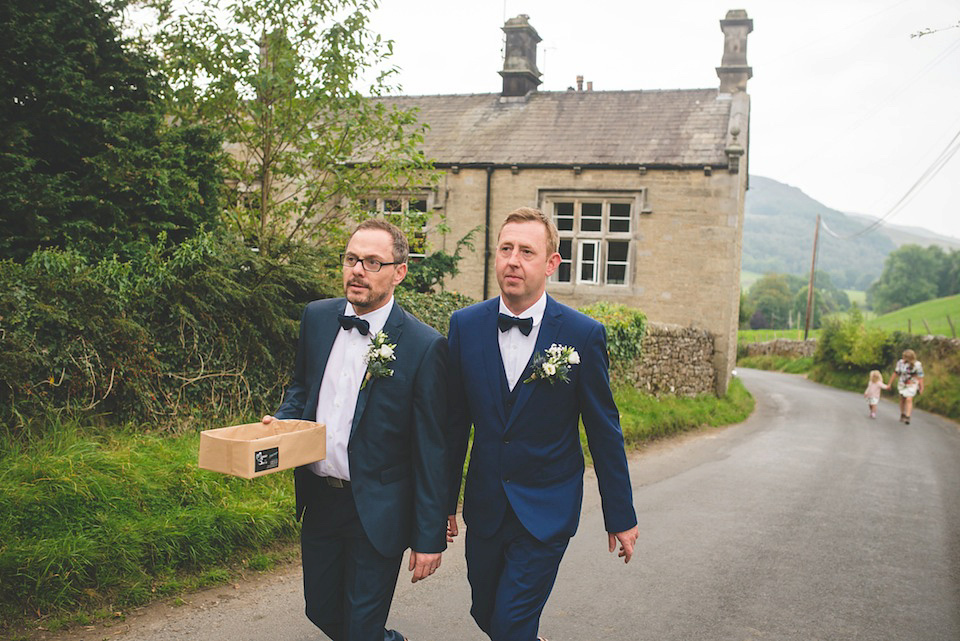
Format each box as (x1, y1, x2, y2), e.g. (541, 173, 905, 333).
(815, 308, 893, 371)
(580, 301, 648, 378)
(395, 289, 475, 336)
(0, 232, 340, 433)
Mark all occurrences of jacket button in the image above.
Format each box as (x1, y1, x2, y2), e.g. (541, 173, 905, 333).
(504, 478, 510, 483)
(503, 438, 510, 444)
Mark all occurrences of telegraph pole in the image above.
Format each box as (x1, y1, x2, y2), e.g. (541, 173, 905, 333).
(803, 215, 821, 340)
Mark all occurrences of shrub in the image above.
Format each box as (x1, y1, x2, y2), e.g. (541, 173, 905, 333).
(815, 308, 892, 371)
(580, 302, 647, 374)
(395, 289, 475, 336)
(0, 232, 339, 433)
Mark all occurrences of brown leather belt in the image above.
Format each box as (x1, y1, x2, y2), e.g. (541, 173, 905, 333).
(323, 476, 350, 489)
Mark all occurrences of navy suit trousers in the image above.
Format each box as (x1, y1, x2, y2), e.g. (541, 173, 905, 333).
(465, 503, 569, 641)
(300, 481, 405, 641)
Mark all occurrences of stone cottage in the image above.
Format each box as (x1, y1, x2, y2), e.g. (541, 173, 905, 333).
(371, 11, 753, 394)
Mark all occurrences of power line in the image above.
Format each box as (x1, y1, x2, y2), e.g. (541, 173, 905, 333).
(818, 122, 960, 241)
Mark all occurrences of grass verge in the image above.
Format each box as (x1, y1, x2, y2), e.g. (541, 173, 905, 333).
(580, 377, 755, 463)
(0, 419, 299, 637)
(736, 355, 813, 374)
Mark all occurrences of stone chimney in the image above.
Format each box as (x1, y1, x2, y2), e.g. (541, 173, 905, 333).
(499, 15, 542, 97)
(716, 9, 753, 93)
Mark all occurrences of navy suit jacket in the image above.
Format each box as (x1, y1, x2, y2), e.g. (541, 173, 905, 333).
(275, 298, 448, 558)
(447, 295, 637, 543)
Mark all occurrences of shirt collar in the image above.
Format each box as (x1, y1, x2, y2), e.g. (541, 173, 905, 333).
(345, 296, 394, 336)
(498, 292, 547, 327)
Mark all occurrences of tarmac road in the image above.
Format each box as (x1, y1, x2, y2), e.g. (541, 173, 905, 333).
(46, 368, 960, 641)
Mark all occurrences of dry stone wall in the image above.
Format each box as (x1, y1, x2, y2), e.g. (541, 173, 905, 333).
(743, 339, 817, 359)
(621, 322, 716, 397)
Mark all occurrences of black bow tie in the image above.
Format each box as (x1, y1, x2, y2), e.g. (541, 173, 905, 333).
(498, 313, 533, 336)
(338, 314, 370, 335)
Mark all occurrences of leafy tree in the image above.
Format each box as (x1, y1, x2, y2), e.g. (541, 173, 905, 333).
(867, 244, 955, 313)
(739, 290, 754, 329)
(0, 0, 223, 262)
(749, 309, 768, 330)
(401, 227, 479, 294)
(746, 274, 795, 329)
(152, 0, 436, 256)
(793, 286, 826, 329)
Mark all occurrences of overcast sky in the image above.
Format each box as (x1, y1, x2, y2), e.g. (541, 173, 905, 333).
(364, 0, 960, 241)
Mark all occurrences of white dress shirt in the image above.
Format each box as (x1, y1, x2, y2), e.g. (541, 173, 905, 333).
(498, 292, 546, 390)
(309, 298, 395, 481)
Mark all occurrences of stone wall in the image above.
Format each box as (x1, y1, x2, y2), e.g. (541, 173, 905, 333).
(622, 322, 716, 397)
(913, 335, 960, 360)
(743, 339, 817, 359)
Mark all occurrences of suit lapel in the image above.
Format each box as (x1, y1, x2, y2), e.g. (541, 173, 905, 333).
(505, 295, 563, 432)
(350, 302, 405, 439)
(480, 300, 508, 426)
(306, 300, 347, 418)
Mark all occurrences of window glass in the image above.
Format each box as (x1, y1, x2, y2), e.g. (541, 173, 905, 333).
(580, 202, 602, 232)
(554, 202, 574, 231)
(609, 203, 631, 233)
(578, 240, 599, 284)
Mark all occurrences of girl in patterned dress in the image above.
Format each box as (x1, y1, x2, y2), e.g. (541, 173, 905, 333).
(888, 349, 924, 424)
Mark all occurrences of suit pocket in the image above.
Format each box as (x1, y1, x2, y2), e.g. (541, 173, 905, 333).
(380, 462, 411, 484)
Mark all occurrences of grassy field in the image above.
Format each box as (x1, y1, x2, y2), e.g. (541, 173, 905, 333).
(844, 289, 867, 306)
(865, 294, 960, 337)
(737, 328, 819, 344)
(740, 269, 764, 290)
(2, 380, 755, 638)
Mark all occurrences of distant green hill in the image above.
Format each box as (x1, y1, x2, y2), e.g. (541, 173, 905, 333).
(744, 176, 896, 290)
(866, 294, 960, 337)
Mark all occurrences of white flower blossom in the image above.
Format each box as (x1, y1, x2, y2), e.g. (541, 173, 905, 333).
(568, 350, 580, 365)
(542, 362, 557, 376)
(379, 344, 395, 359)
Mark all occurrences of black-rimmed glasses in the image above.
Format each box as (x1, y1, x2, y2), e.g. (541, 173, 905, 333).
(340, 253, 401, 273)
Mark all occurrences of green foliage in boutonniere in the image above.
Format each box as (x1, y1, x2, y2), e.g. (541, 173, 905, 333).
(362, 331, 396, 390)
(524, 343, 580, 385)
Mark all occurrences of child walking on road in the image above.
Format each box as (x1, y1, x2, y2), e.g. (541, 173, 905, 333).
(864, 370, 889, 419)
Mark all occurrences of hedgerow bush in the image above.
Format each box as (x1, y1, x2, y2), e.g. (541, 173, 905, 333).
(815, 308, 893, 371)
(0, 231, 340, 433)
(580, 301, 648, 376)
(395, 289, 475, 336)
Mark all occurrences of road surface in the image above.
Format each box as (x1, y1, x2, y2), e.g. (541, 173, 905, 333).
(45, 368, 960, 641)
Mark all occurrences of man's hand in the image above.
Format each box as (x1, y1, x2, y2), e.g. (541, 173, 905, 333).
(261, 414, 275, 424)
(446, 515, 459, 542)
(408, 551, 442, 583)
(608, 526, 639, 564)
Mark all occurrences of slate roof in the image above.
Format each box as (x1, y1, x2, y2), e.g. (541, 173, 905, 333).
(373, 88, 733, 167)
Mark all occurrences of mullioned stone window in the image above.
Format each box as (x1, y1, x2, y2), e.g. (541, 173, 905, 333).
(543, 192, 642, 287)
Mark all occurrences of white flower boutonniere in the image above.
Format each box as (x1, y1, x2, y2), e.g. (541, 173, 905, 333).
(524, 343, 580, 385)
(362, 331, 396, 389)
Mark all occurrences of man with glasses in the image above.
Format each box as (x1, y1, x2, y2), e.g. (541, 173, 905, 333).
(262, 219, 448, 641)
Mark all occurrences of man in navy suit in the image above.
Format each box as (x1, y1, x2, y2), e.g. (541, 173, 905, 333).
(446, 207, 638, 641)
(262, 219, 448, 641)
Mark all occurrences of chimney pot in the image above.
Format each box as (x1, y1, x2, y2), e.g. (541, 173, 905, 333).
(499, 15, 542, 97)
(576, 75, 583, 91)
(587, 81, 593, 91)
(716, 9, 753, 93)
